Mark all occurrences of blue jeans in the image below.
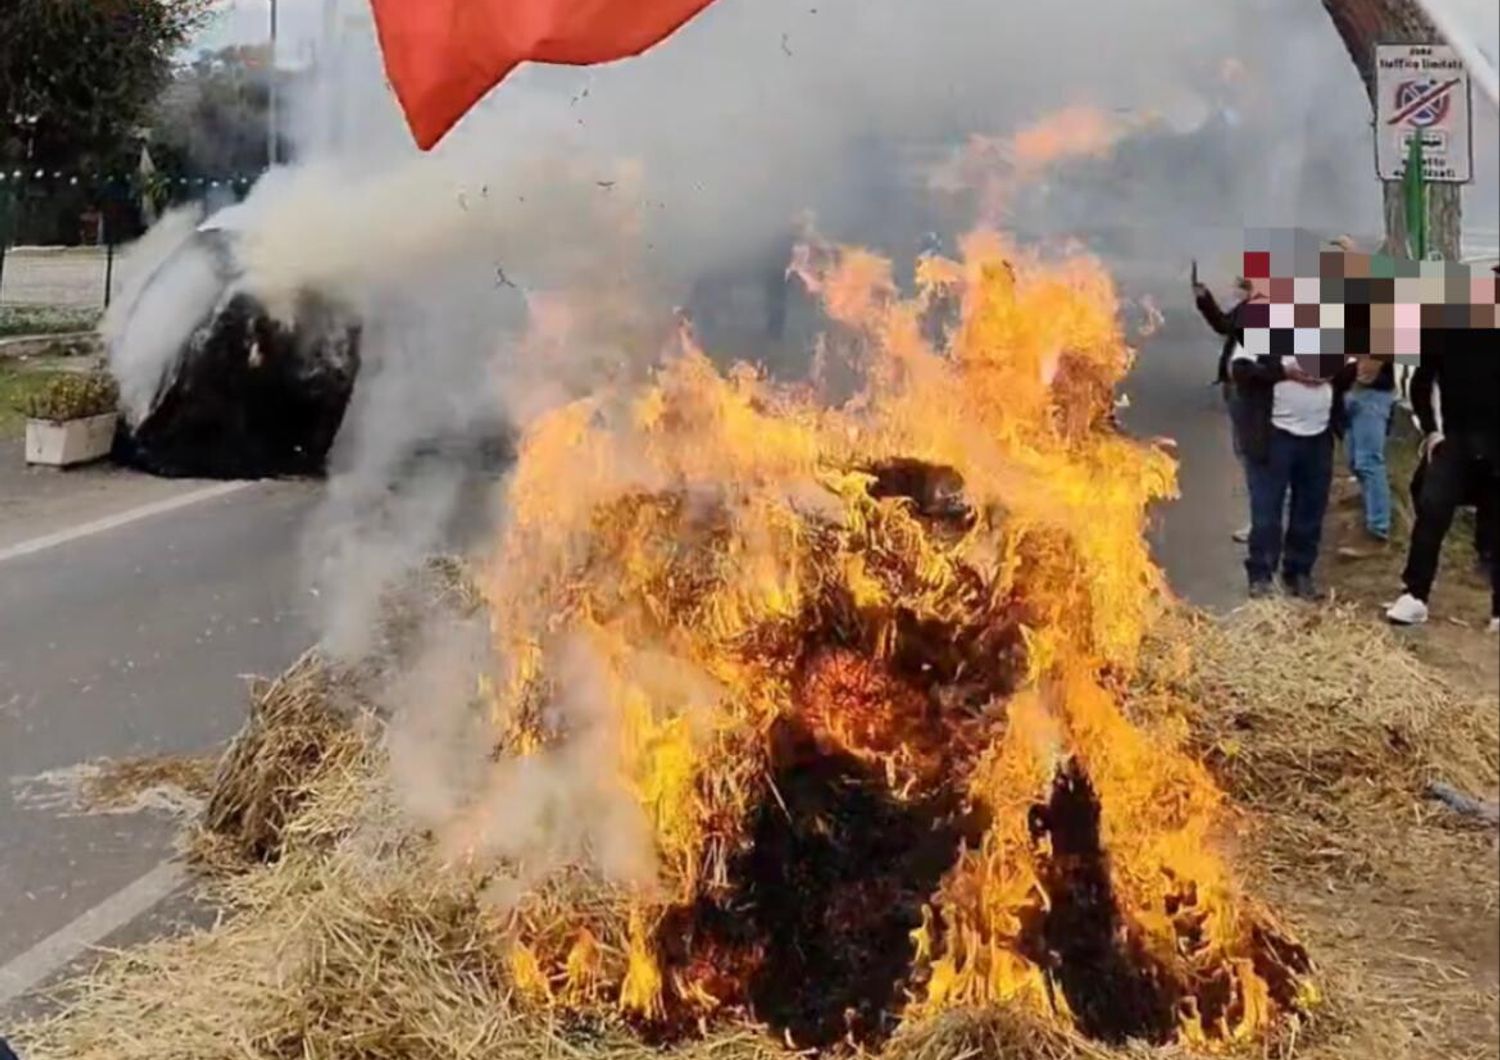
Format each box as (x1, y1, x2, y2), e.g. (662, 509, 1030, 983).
(1245, 429, 1334, 584)
(1344, 387, 1394, 538)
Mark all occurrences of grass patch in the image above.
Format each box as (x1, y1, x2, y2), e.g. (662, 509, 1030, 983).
(0, 304, 101, 338)
(0, 363, 73, 436)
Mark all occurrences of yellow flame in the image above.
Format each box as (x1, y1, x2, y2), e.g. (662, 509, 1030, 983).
(472, 226, 1310, 1045)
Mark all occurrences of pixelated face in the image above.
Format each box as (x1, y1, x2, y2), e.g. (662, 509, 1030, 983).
(1236, 228, 1496, 363)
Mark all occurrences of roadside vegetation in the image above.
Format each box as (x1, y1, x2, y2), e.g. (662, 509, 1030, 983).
(0, 363, 72, 436)
(0, 305, 102, 339)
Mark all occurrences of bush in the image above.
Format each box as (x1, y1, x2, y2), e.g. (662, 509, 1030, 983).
(0, 306, 102, 338)
(19, 371, 119, 422)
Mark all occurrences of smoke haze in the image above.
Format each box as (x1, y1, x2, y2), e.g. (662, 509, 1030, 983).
(121, 0, 1496, 879)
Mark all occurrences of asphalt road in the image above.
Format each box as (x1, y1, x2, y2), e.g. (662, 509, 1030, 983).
(0, 480, 319, 995)
(0, 288, 1243, 1013)
(1124, 288, 1246, 612)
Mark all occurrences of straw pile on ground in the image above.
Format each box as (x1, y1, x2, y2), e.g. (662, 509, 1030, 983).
(14, 754, 217, 819)
(1136, 602, 1498, 876)
(11, 597, 1497, 1060)
(188, 652, 370, 871)
(1129, 602, 1500, 1060)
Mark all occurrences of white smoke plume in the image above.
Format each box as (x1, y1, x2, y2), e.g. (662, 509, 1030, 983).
(115, 0, 1495, 881)
(265, 0, 1370, 661)
(102, 204, 210, 423)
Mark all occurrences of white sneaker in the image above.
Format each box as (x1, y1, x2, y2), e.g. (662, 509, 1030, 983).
(1488, 617, 1499, 634)
(1386, 593, 1430, 626)
(1232, 525, 1251, 544)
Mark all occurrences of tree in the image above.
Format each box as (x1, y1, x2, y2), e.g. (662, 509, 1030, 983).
(1319, 0, 1461, 259)
(150, 45, 279, 181)
(0, 0, 211, 171)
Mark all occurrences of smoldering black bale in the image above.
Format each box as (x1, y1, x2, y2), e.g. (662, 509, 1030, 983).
(115, 289, 360, 479)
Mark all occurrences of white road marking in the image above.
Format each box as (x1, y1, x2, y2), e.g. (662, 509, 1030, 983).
(0, 481, 256, 565)
(0, 860, 185, 1007)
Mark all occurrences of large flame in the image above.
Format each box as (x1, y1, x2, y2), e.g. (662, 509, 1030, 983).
(468, 228, 1313, 1050)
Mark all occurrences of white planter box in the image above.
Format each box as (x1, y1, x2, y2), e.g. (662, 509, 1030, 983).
(25, 413, 118, 468)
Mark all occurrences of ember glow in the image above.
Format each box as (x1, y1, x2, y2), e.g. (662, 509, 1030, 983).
(468, 229, 1315, 1050)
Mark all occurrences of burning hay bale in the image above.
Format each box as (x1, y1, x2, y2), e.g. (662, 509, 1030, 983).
(12, 602, 1495, 1060)
(190, 651, 369, 871)
(20, 233, 1496, 1060)
(449, 233, 1313, 1051)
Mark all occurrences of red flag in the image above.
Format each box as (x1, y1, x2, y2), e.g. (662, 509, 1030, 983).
(369, 0, 720, 150)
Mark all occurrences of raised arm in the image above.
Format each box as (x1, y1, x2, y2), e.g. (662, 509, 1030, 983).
(1194, 287, 1233, 335)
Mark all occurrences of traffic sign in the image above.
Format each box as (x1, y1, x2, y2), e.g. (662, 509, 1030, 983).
(1376, 43, 1473, 183)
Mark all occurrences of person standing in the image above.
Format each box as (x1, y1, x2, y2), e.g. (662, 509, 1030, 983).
(1230, 350, 1354, 599)
(1338, 354, 1397, 555)
(1386, 341, 1500, 630)
(1194, 274, 1265, 543)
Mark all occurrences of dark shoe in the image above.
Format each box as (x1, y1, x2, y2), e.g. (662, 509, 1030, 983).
(1282, 573, 1323, 601)
(1248, 580, 1275, 599)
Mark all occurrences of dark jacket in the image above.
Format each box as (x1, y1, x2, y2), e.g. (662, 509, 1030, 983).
(1229, 354, 1356, 463)
(1195, 288, 1256, 384)
(1410, 337, 1500, 460)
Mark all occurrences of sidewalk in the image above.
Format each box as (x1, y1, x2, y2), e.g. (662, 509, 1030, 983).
(0, 339, 227, 550)
(0, 332, 101, 361)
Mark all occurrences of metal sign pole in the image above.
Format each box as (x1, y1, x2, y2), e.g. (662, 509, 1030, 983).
(104, 234, 115, 310)
(0, 190, 9, 301)
(268, 0, 280, 166)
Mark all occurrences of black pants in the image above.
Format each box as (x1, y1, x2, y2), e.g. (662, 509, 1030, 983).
(1403, 438, 1500, 616)
(1245, 429, 1334, 584)
(1411, 456, 1495, 562)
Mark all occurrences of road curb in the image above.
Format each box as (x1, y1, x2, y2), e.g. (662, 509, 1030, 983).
(0, 331, 101, 362)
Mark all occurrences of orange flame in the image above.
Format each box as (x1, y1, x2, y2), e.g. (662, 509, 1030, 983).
(930, 106, 1132, 224)
(466, 225, 1312, 1049)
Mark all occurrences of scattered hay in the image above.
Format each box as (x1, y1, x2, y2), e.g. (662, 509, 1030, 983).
(12, 599, 1499, 1060)
(188, 651, 369, 872)
(15, 844, 789, 1060)
(1134, 602, 1500, 875)
(883, 1008, 1110, 1060)
(1127, 601, 1499, 899)
(13, 755, 215, 818)
(1136, 600, 1499, 818)
(1130, 600, 1500, 1060)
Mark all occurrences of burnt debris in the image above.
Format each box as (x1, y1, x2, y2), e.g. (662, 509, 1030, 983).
(109, 228, 361, 480)
(1024, 760, 1178, 1044)
(115, 288, 360, 479)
